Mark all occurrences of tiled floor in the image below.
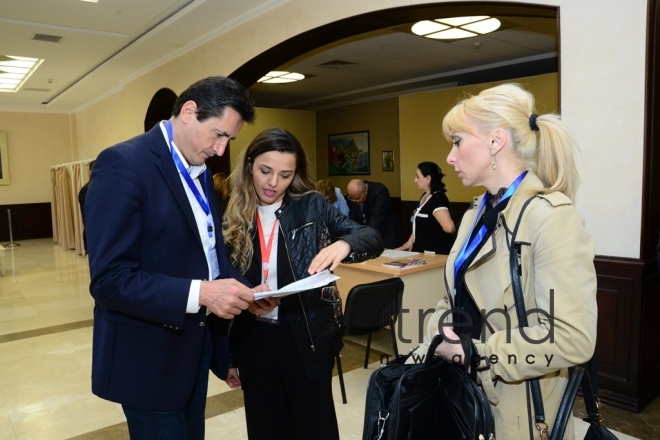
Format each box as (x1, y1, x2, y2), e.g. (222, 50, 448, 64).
(0, 239, 654, 439)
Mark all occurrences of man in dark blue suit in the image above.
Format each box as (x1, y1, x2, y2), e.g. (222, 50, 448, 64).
(86, 77, 269, 439)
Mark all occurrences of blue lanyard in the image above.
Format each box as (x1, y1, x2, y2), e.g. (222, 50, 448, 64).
(453, 171, 528, 280)
(165, 120, 213, 237)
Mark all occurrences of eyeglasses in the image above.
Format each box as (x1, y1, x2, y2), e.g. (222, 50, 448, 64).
(347, 184, 368, 203)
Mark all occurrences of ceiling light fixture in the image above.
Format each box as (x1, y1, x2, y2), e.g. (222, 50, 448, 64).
(412, 16, 501, 40)
(0, 55, 44, 93)
(258, 71, 305, 84)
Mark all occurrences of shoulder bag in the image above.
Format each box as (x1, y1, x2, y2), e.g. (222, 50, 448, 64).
(509, 196, 617, 440)
(362, 334, 495, 439)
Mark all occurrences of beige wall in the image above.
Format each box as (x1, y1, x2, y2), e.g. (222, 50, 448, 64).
(0, 111, 74, 203)
(559, 0, 647, 258)
(231, 108, 316, 176)
(0, 0, 648, 258)
(399, 73, 559, 203)
(316, 98, 400, 196)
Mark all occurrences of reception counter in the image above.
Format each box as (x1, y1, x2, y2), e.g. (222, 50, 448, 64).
(335, 253, 447, 355)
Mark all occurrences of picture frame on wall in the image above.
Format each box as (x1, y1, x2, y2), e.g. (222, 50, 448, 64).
(0, 131, 9, 185)
(382, 150, 394, 171)
(328, 130, 370, 175)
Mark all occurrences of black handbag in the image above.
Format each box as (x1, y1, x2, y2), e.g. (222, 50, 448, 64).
(362, 334, 495, 440)
(510, 196, 617, 440)
(436, 336, 496, 440)
(362, 335, 444, 440)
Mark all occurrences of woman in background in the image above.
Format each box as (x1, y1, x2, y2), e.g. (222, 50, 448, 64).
(397, 161, 455, 254)
(222, 127, 383, 440)
(317, 178, 349, 215)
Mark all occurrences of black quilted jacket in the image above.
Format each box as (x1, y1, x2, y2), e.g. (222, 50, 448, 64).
(229, 192, 384, 381)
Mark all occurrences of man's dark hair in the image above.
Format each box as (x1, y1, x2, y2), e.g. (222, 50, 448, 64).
(88, 160, 95, 171)
(172, 76, 255, 123)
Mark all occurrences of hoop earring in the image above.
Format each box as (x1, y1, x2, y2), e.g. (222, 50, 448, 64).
(491, 156, 497, 170)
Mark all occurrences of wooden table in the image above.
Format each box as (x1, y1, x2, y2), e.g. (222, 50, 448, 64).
(335, 253, 447, 355)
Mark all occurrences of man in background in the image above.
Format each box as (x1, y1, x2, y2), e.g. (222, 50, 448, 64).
(85, 76, 264, 439)
(346, 179, 403, 249)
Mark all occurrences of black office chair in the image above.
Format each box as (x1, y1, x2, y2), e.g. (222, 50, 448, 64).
(335, 277, 404, 404)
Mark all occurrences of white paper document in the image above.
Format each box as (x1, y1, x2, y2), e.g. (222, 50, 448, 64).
(380, 249, 421, 259)
(253, 269, 340, 300)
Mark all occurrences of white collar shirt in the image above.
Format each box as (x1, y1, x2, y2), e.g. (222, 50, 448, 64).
(159, 121, 220, 313)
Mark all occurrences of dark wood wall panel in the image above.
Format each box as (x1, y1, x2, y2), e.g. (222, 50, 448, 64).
(638, 273, 660, 407)
(594, 275, 634, 394)
(594, 258, 658, 412)
(594, 279, 626, 366)
(0, 203, 52, 242)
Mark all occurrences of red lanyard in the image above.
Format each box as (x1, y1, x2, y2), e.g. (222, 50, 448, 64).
(256, 211, 279, 282)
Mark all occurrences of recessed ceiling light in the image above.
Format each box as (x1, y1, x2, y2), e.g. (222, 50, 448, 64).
(412, 16, 501, 40)
(80, 0, 99, 3)
(258, 71, 305, 84)
(0, 55, 44, 93)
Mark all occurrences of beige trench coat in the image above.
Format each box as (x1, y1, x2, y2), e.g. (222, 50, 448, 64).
(417, 173, 597, 439)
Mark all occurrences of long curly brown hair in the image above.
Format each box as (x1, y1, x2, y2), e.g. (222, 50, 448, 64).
(222, 127, 316, 273)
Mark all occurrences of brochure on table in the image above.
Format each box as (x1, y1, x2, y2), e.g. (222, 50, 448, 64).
(382, 258, 429, 269)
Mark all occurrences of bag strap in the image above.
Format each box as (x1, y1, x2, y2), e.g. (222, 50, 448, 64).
(508, 196, 549, 437)
(581, 357, 602, 423)
(423, 334, 444, 367)
(509, 195, 604, 440)
(549, 361, 604, 440)
(548, 367, 585, 440)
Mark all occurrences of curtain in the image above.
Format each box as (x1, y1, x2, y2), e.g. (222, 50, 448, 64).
(71, 162, 86, 256)
(50, 168, 59, 244)
(50, 161, 91, 255)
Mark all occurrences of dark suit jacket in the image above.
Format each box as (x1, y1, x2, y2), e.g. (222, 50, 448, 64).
(347, 181, 402, 249)
(85, 123, 246, 411)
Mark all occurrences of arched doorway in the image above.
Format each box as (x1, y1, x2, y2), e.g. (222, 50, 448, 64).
(229, 3, 558, 94)
(144, 88, 177, 132)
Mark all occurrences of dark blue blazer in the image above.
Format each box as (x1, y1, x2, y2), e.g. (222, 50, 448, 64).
(86, 124, 246, 411)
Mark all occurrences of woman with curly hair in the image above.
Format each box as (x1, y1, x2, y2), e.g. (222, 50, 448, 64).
(222, 127, 383, 440)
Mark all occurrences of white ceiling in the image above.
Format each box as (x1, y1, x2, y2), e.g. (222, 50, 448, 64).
(0, 0, 558, 113)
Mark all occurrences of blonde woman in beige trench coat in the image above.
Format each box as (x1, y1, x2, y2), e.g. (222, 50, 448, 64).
(416, 84, 597, 439)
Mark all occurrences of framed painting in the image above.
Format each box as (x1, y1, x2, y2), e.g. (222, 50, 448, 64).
(328, 130, 370, 175)
(0, 132, 8, 185)
(382, 150, 394, 171)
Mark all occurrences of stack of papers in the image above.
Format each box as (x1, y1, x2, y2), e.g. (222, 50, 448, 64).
(380, 249, 420, 259)
(254, 269, 340, 300)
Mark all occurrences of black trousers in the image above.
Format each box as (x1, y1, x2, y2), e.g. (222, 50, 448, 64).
(237, 319, 340, 440)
